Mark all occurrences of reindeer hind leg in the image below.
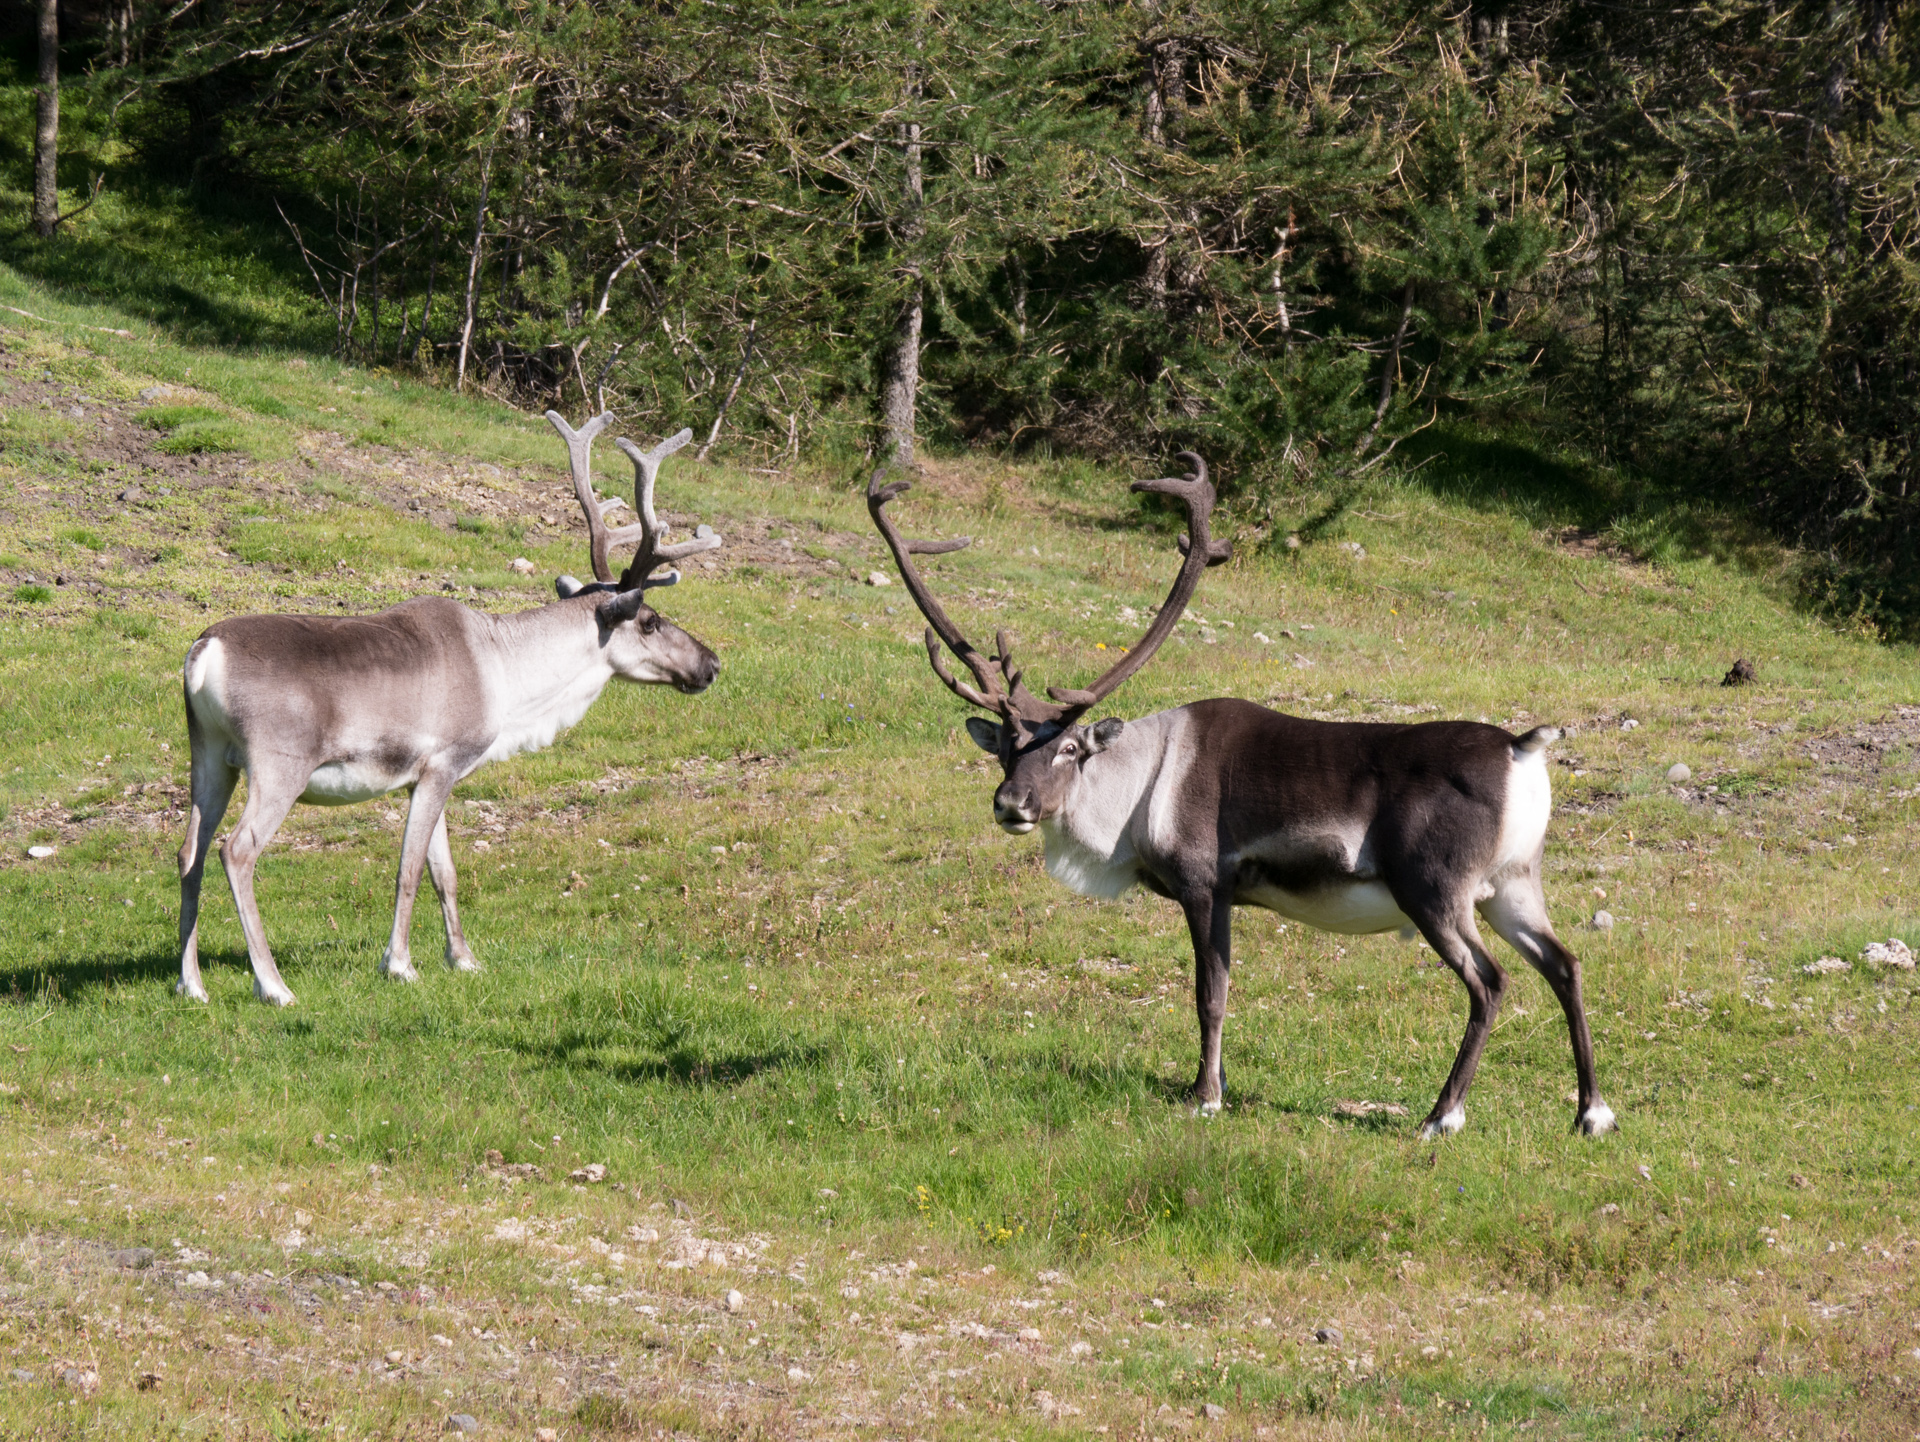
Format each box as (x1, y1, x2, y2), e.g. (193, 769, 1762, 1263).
(1404, 895, 1508, 1139)
(1480, 875, 1614, 1136)
(176, 701, 238, 1004)
(425, 810, 479, 972)
(218, 762, 304, 1007)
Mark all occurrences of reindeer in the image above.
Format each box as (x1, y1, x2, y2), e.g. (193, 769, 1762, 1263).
(868, 456, 1614, 1138)
(176, 413, 722, 1007)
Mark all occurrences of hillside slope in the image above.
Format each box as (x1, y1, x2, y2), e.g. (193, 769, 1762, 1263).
(1, 266, 1917, 1440)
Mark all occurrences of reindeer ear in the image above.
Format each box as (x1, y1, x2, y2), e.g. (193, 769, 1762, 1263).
(595, 589, 649, 628)
(964, 717, 1002, 754)
(1086, 717, 1126, 753)
(556, 575, 586, 598)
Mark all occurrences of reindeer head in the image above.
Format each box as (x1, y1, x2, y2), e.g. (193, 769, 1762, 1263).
(868, 452, 1228, 827)
(546, 411, 723, 694)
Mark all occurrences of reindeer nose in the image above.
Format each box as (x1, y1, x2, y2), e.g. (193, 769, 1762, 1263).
(679, 649, 721, 694)
(993, 787, 1037, 833)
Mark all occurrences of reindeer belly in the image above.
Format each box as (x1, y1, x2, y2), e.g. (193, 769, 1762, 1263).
(299, 760, 411, 805)
(1238, 878, 1413, 934)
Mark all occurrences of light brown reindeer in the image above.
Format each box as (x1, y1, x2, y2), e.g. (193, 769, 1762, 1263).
(176, 413, 721, 1006)
(870, 456, 1613, 1138)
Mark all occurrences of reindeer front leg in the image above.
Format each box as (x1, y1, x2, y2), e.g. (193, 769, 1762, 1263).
(1180, 888, 1235, 1114)
(382, 771, 457, 982)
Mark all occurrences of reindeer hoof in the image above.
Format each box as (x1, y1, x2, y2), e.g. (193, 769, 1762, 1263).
(1418, 1105, 1466, 1140)
(446, 952, 481, 974)
(380, 952, 420, 983)
(1576, 1102, 1618, 1136)
(254, 983, 296, 1008)
(175, 979, 209, 1004)
(1191, 1099, 1224, 1118)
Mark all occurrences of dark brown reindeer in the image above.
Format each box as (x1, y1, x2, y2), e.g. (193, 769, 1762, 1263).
(176, 412, 722, 1006)
(869, 456, 1614, 1138)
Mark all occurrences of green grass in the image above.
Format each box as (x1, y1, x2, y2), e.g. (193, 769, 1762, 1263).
(2, 260, 1919, 1439)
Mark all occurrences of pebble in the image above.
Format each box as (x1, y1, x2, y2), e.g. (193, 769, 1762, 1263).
(26, 846, 55, 860)
(1667, 762, 1692, 784)
(1202, 1403, 1229, 1421)
(508, 557, 535, 574)
(1591, 910, 1614, 930)
(866, 571, 891, 586)
(725, 1289, 744, 1313)
(566, 1163, 608, 1184)
(786, 1366, 810, 1381)
(1252, 631, 1270, 644)
(1802, 957, 1849, 976)
(1620, 718, 1639, 731)
(442, 1415, 480, 1434)
(1313, 1325, 1342, 1345)
(109, 1247, 155, 1269)
(535, 1431, 559, 1442)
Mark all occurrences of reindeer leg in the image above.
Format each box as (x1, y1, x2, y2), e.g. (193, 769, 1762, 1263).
(1180, 888, 1234, 1115)
(1409, 902, 1507, 1139)
(1481, 874, 1614, 1136)
(424, 809, 480, 973)
(382, 771, 456, 981)
(176, 712, 238, 1004)
(218, 764, 304, 1007)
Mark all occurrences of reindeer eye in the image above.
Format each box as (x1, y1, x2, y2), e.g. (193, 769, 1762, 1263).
(639, 614, 660, 635)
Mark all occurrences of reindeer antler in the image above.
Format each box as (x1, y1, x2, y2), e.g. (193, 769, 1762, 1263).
(612, 429, 720, 589)
(544, 412, 722, 591)
(1043, 452, 1228, 711)
(867, 452, 1227, 732)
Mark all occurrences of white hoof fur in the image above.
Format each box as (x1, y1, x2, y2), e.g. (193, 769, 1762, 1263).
(446, 950, 481, 974)
(380, 950, 420, 982)
(1195, 1099, 1224, 1117)
(1578, 1102, 1618, 1136)
(1419, 1105, 1467, 1140)
(253, 979, 296, 1007)
(176, 979, 209, 1004)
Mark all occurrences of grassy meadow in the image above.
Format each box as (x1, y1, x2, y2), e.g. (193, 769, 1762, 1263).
(0, 262, 1918, 1440)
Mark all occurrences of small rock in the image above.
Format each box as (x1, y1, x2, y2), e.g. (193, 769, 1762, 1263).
(1860, 938, 1915, 970)
(1202, 1402, 1229, 1422)
(1252, 631, 1271, 644)
(1069, 1339, 1093, 1357)
(26, 846, 55, 860)
(535, 1431, 559, 1442)
(1802, 956, 1849, 976)
(53, 1363, 99, 1394)
(866, 570, 892, 586)
(508, 556, 535, 575)
(443, 1414, 481, 1434)
(1332, 1099, 1410, 1119)
(1620, 718, 1639, 731)
(1598, 1202, 1620, 1216)
(1284, 533, 1302, 550)
(1722, 658, 1756, 686)
(724, 1289, 744, 1313)
(374, 1280, 399, 1294)
(1018, 1327, 1043, 1343)
(1666, 762, 1692, 784)
(1313, 1326, 1342, 1345)
(1590, 910, 1614, 930)
(567, 1163, 608, 1184)
(10, 1368, 36, 1384)
(1339, 541, 1367, 559)
(117, 486, 144, 502)
(110, 1246, 155, 1269)
(786, 1366, 810, 1381)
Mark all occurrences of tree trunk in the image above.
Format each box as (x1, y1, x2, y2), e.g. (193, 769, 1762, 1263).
(879, 98, 925, 469)
(456, 163, 492, 393)
(33, 0, 59, 239)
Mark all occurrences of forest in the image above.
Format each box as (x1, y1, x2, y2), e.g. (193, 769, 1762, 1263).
(9, 0, 1920, 634)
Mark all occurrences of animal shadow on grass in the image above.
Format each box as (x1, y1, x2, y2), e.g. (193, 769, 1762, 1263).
(517, 1025, 827, 1089)
(0, 944, 183, 1004)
